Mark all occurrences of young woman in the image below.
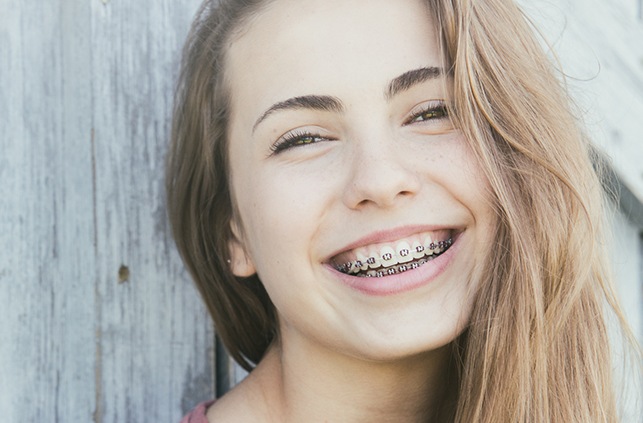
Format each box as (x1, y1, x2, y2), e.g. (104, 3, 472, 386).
(167, 0, 640, 421)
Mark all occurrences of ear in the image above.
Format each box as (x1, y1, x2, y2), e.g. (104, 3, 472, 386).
(228, 218, 256, 277)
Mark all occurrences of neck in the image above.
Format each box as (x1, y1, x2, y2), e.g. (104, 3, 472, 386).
(246, 335, 456, 423)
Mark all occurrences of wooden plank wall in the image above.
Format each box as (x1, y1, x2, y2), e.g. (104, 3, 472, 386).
(0, 0, 216, 421)
(521, 0, 643, 201)
(2, 0, 642, 422)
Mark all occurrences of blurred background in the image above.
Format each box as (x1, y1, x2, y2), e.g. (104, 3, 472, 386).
(1, 0, 641, 421)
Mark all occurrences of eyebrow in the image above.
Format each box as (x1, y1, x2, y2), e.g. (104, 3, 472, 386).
(386, 66, 444, 99)
(252, 95, 344, 132)
(252, 66, 445, 133)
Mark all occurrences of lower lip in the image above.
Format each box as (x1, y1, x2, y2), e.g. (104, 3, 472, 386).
(326, 234, 461, 296)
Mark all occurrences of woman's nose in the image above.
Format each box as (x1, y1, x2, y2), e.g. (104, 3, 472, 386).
(341, 138, 421, 210)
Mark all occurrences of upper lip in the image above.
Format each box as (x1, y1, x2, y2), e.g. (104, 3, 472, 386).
(324, 224, 463, 263)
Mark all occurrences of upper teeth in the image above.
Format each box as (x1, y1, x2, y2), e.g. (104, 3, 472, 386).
(335, 237, 453, 275)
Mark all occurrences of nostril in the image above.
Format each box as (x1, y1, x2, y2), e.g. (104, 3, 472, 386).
(346, 187, 417, 210)
(398, 189, 415, 197)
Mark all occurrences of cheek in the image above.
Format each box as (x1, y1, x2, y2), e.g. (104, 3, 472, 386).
(425, 137, 497, 258)
(233, 164, 334, 271)
(417, 134, 493, 212)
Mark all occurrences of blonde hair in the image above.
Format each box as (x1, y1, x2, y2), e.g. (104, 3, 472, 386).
(166, 0, 640, 420)
(431, 0, 640, 420)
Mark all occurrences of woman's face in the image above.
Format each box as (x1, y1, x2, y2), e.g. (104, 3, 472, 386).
(226, 0, 496, 361)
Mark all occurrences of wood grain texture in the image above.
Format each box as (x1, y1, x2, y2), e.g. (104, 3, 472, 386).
(521, 0, 643, 206)
(2, 0, 641, 422)
(0, 0, 214, 421)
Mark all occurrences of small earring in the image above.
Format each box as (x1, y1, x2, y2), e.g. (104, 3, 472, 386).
(226, 259, 231, 264)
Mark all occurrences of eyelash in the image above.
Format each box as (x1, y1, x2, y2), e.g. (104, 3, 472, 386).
(269, 101, 449, 155)
(269, 130, 335, 155)
(404, 100, 449, 125)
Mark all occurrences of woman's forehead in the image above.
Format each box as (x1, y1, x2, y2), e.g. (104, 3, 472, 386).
(225, 0, 441, 129)
(226, 0, 438, 70)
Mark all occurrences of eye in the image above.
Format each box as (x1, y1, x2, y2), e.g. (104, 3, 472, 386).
(270, 130, 335, 155)
(404, 100, 449, 125)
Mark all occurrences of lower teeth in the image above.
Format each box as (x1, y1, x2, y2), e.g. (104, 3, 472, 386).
(362, 256, 432, 278)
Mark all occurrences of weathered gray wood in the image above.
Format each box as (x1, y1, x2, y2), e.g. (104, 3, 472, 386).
(2, 0, 642, 421)
(89, 0, 216, 421)
(520, 0, 643, 206)
(1, 1, 97, 422)
(1, 0, 214, 422)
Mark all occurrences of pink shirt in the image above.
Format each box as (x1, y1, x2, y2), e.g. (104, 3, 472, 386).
(180, 400, 215, 423)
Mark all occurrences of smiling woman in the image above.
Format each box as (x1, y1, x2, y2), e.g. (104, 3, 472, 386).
(167, 0, 641, 422)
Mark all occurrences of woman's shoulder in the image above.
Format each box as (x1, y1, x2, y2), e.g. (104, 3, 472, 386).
(188, 364, 274, 422)
(180, 400, 216, 423)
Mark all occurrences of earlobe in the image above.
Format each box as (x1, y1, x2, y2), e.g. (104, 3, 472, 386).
(228, 219, 257, 277)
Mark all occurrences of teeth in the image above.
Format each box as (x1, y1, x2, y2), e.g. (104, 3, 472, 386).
(380, 246, 396, 267)
(367, 255, 380, 269)
(334, 236, 454, 277)
(411, 241, 425, 259)
(424, 235, 436, 255)
(396, 241, 413, 263)
(356, 252, 369, 271)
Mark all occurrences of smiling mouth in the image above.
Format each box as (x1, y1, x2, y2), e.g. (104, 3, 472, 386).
(331, 230, 455, 278)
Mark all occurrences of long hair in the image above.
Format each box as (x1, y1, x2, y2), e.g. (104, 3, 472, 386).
(167, 0, 276, 370)
(429, 0, 638, 421)
(166, 0, 639, 420)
